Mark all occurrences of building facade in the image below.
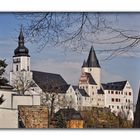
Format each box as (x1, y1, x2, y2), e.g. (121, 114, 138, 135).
(9, 29, 134, 121)
(76, 46, 134, 120)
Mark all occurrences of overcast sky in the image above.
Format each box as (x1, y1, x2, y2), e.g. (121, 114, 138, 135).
(0, 13, 140, 104)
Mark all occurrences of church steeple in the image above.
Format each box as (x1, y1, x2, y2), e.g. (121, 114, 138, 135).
(18, 26, 24, 47)
(14, 28, 29, 57)
(86, 46, 100, 68)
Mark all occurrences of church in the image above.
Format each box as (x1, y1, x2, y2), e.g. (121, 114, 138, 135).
(0, 28, 134, 128)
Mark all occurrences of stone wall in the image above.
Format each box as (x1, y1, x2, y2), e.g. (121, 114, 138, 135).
(18, 105, 48, 128)
(67, 120, 84, 128)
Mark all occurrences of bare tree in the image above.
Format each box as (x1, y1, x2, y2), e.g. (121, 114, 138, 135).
(16, 13, 140, 59)
(12, 72, 36, 95)
(41, 81, 64, 127)
(41, 81, 76, 127)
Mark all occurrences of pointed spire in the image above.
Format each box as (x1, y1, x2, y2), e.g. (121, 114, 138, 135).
(86, 46, 100, 67)
(14, 27, 29, 57)
(82, 60, 87, 68)
(18, 25, 24, 47)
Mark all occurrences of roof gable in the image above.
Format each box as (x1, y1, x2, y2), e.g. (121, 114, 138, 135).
(32, 70, 68, 92)
(86, 46, 100, 68)
(78, 88, 89, 97)
(102, 81, 127, 91)
(85, 73, 97, 85)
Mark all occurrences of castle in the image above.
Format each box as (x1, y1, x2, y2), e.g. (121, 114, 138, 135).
(0, 29, 134, 127)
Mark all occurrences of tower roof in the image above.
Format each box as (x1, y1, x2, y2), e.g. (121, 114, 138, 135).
(82, 60, 87, 68)
(14, 27, 29, 57)
(86, 46, 100, 67)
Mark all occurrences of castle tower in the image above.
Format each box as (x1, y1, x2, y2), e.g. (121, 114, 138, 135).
(82, 46, 101, 88)
(10, 28, 32, 85)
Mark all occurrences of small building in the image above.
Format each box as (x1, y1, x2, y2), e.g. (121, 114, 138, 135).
(54, 108, 84, 128)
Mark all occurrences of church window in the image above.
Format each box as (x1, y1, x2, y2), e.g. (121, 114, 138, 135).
(129, 92, 131, 95)
(115, 91, 118, 94)
(109, 105, 110, 108)
(128, 99, 130, 103)
(112, 105, 114, 108)
(92, 92, 94, 95)
(126, 99, 127, 102)
(125, 92, 127, 95)
(116, 98, 118, 102)
(117, 106, 119, 109)
(90, 68, 92, 71)
(112, 98, 114, 102)
(16, 65, 18, 71)
(27, 66, 29, 71)
(111, 91, 114, 94)
(121, 92, 123, 95)
(108, 90, 110, 94)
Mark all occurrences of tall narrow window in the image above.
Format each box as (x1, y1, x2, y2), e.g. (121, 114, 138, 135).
(27, 66, 29, 71)
(16, 65, 18, 71)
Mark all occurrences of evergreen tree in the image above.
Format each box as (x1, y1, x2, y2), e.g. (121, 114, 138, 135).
(0, 59, 8, 86)
(0, 59, 8, 105)
(0, 94, 5, 105)
(56, 113, 67, 128)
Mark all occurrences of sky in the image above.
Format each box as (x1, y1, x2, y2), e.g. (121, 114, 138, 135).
(0, 13, 140, 104)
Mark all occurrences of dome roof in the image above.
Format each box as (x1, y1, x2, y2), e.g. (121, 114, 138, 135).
(14, 46, 29, 57)
(14, 28, 30, 57)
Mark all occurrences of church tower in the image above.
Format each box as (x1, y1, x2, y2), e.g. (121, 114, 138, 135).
(10, 28, 32, 85)
(82, 46, 101, 88)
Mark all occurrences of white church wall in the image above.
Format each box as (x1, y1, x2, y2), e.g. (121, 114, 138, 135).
(20, 56, 30, 71)
(66, 86, 78, 108)
(0, 108, 18, 128)
(32, 95, 41, 105)
(12, 57, 21, 72)
(0, 89, 16, 109)
(12, 95, 40, 109)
